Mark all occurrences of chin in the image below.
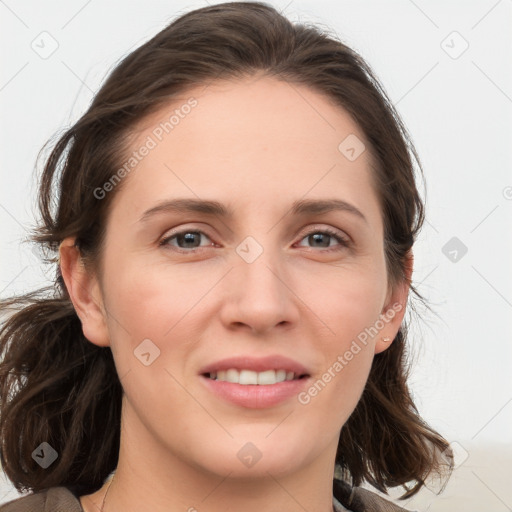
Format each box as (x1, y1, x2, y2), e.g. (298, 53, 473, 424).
(186, 429, 317, 479)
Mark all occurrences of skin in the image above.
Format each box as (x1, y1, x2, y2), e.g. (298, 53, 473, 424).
(60, 74, 412, 512)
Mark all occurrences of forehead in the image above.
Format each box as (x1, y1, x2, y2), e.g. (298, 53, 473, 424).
(109, 75, 381, 227)
(133, 74, 368, 158)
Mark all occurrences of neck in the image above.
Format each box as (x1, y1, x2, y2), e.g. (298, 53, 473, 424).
(106, 464, 335, 512)
(94, 405, 337, 512)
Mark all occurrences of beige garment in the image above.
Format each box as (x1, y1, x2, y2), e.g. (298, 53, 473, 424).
(0, 487, 82, 512)
(0, 482, 412, 512)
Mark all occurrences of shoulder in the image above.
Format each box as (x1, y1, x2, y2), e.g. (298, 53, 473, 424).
(0, 487, 82, 512)
(1, 481, 412, 512)
(334, 479, 413, 512)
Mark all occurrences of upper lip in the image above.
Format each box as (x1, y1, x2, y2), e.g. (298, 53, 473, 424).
(199, 355, 310, 376)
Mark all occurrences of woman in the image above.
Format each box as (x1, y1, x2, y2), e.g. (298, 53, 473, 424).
(0, 2, 452, 511)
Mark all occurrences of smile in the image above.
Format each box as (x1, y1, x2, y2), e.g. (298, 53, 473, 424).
(207, 369, 307, 385)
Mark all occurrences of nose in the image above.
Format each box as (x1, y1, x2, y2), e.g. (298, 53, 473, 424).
(219, 248, 300, 336)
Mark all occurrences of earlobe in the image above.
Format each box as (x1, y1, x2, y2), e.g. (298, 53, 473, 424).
(59, 237, 110, 347)
(374, 249, 414, 354)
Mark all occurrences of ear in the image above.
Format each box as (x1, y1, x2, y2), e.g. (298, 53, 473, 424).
(59, 237, 110, 347)
(374, 249, 414, 354)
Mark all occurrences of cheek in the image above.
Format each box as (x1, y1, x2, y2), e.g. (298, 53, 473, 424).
(100, 257, 218, 390)
(100, 261, 209, 419)
(299, 310, 377, 429)
(104, 256, 216, 338)
(295, 261, 386, 415)
(299, 258, 388, 343)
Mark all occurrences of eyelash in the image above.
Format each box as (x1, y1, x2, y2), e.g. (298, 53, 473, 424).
(158, 226, 350, 253)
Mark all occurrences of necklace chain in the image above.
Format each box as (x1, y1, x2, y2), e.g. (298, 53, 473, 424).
(100, 474, 114, 512)
(97, 473, 337, 512)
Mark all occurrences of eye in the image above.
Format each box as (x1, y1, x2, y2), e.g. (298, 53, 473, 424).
(159, 226, 350, 253)
(159, 230, 214, 251)
(295, 228, 350, 252)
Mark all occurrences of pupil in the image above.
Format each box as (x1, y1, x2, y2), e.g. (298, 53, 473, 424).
(180, 232, 199, 247)
(310, 233, 329, 248)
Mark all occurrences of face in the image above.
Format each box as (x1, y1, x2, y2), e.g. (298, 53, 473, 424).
(62, 74, 408, 481)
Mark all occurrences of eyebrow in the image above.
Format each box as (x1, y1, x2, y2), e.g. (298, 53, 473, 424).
(139, 198, 367, 224)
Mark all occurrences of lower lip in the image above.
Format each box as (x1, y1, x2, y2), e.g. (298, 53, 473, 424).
(200, 375, 310, 409)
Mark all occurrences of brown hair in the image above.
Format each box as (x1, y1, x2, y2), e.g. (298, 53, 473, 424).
(0, 1, 452, 500)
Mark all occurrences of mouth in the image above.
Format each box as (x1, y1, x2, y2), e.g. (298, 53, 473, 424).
(199, 355, 311, 408)
(203, 368, 309, 385)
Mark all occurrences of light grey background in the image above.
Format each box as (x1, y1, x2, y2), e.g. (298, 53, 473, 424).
(1, 1, 511, 510)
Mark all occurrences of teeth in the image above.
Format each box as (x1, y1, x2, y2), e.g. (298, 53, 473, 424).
(258, 370, 276, 385)
(239, 370, 258, 385)
(208, 369, 299, 385)
(226, 368, 239, 383)
(276, 369, 286, 383)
